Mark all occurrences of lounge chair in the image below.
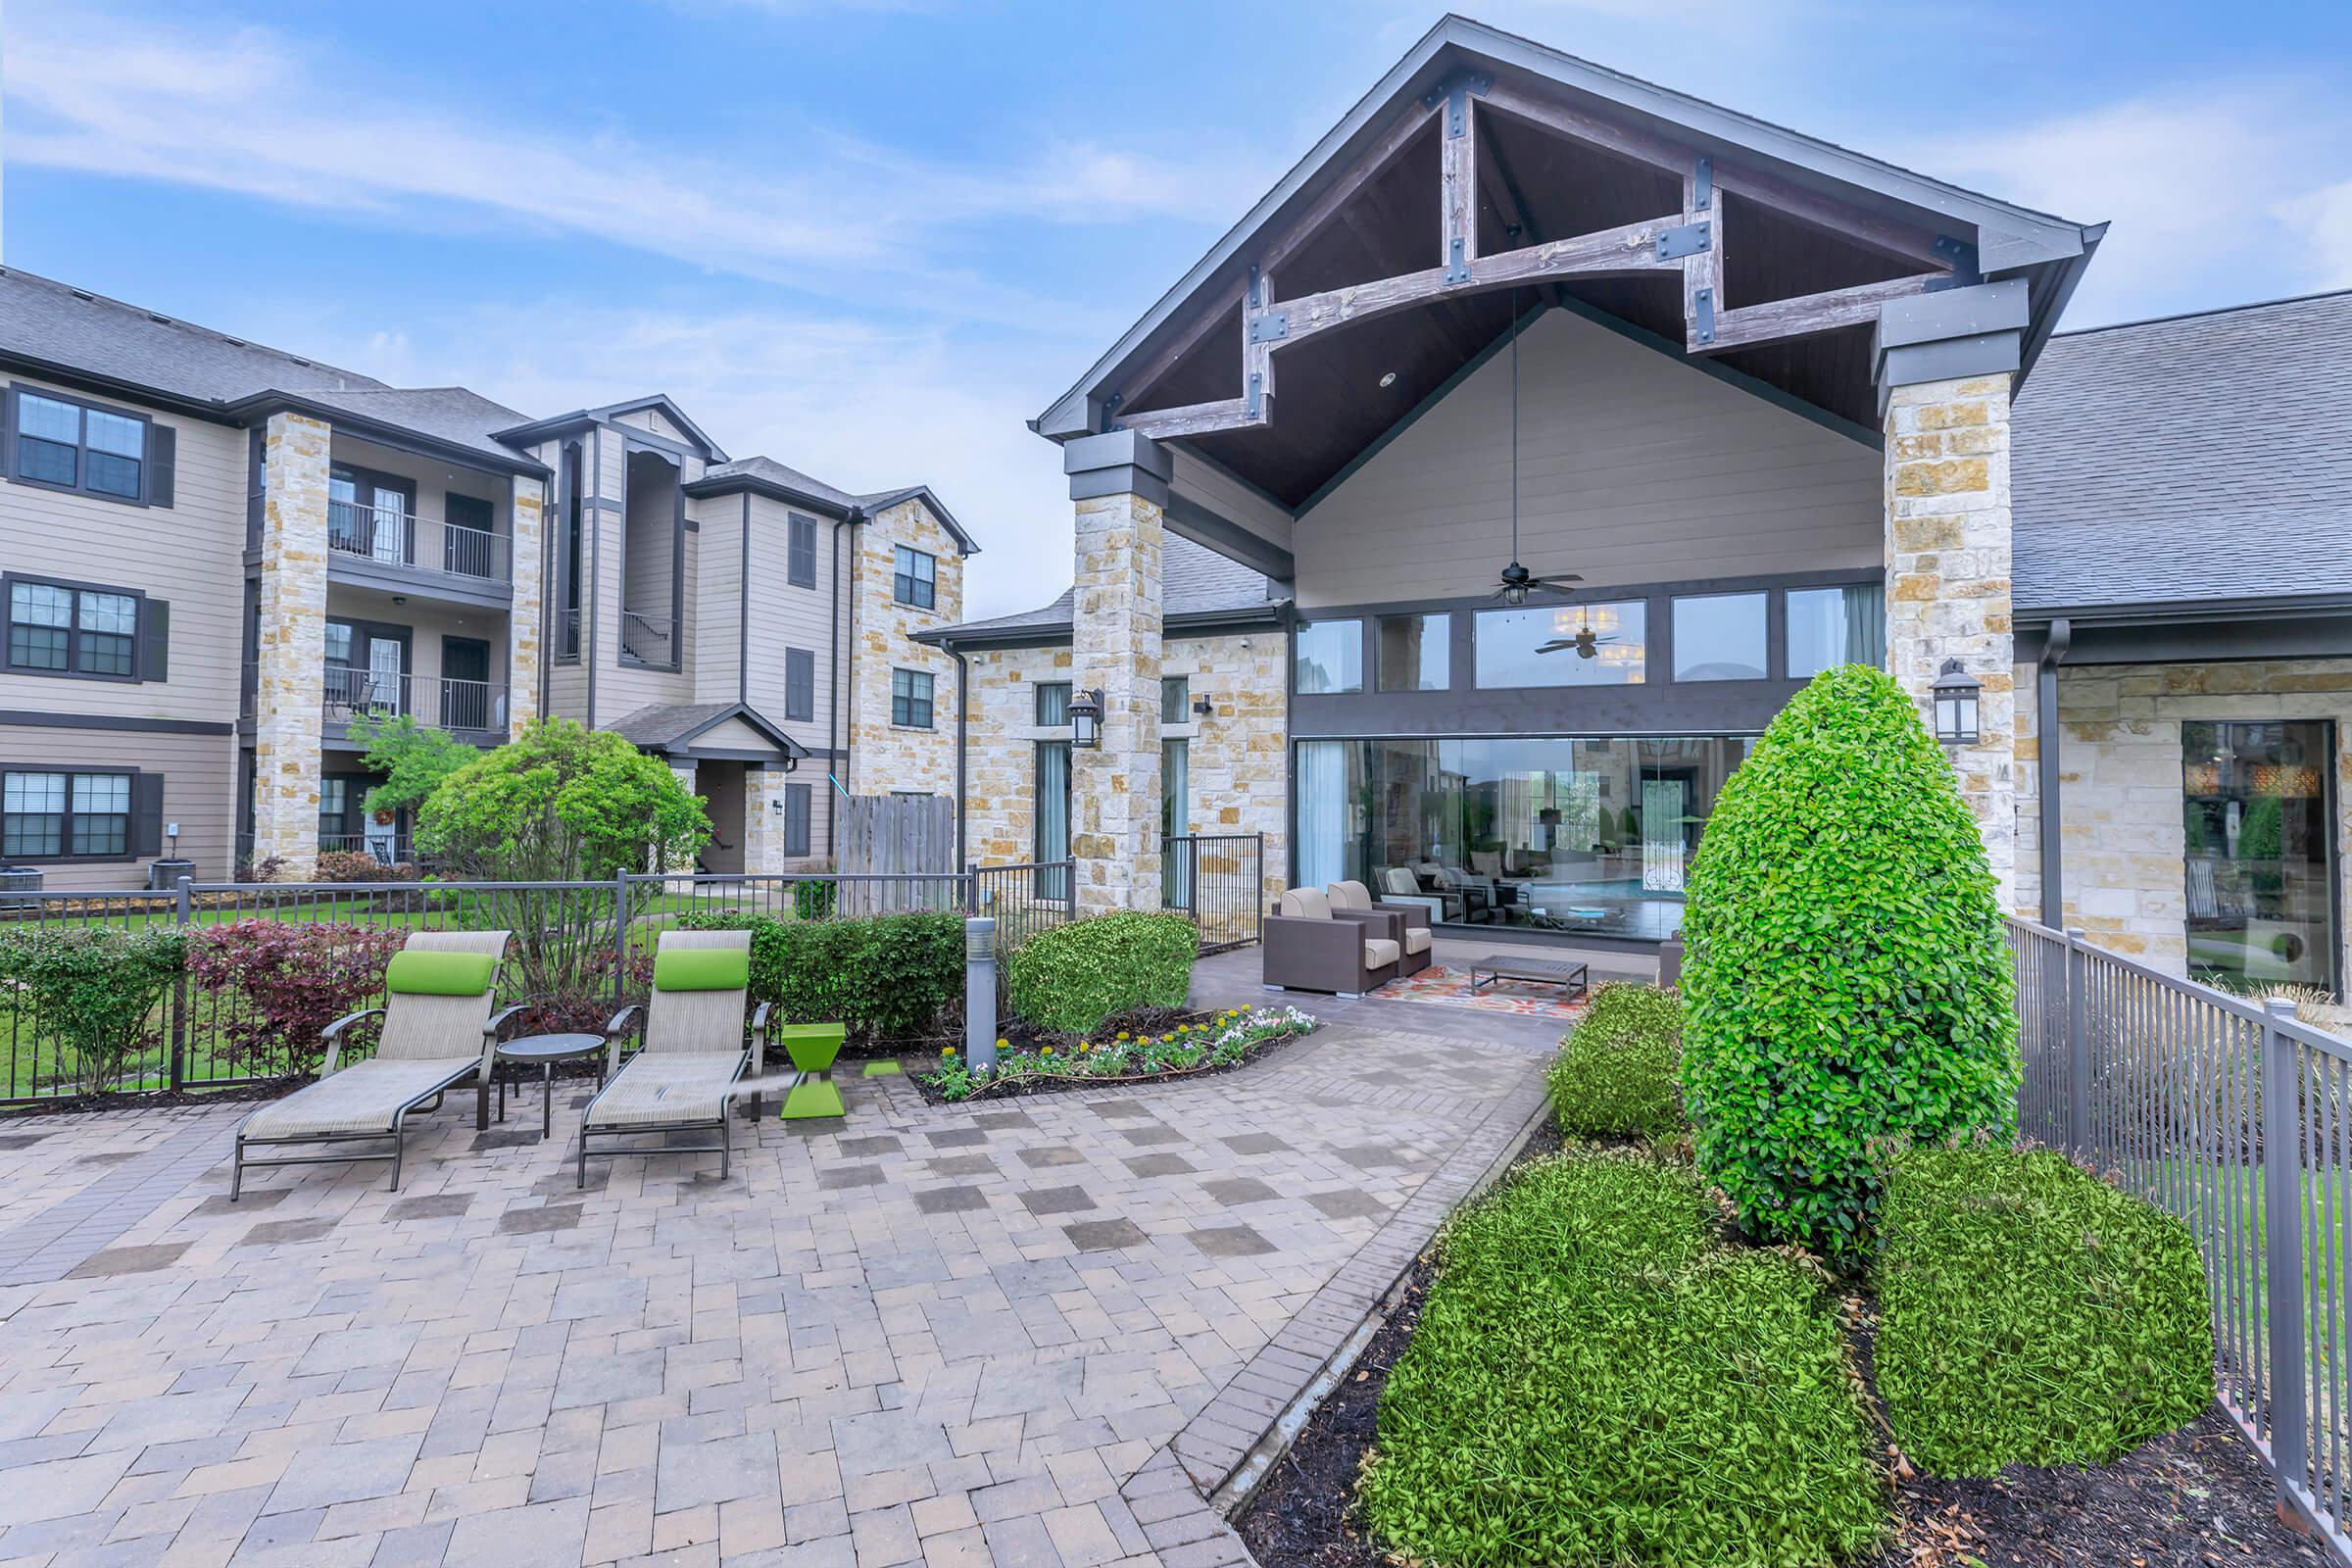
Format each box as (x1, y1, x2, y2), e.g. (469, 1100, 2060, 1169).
(1263, 887, 1399, 996)
(578, 929, 769, 1186)
(232, 930, 518, 1198)
(1327, 880, 1433, 975)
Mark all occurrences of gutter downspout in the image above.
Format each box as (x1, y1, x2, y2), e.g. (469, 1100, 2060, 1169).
(738, 494, 751, 705)
(586, 426, 602, 729)
(2038, 616, 2072, 928)
(826, 510, 862, 855)
(537, 446, 553, 726)
(950, 644, 969, 871)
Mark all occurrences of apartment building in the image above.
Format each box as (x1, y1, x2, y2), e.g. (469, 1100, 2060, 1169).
(0, 270, 971, 889)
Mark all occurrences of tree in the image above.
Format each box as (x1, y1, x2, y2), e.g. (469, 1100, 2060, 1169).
(347, 710, 477, 821)
(416, 716, 710, 880)
(1679, 663, 2018, 1262)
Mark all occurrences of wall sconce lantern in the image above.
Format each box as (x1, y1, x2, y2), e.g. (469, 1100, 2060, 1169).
(1191, 695, 1215, 719)
(1932, 660, 1982, 747)
(1068, 687, 1104, 749)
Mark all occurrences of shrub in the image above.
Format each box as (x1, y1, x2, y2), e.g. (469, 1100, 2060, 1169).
(1546, 983, 1684, 1142)
(418, 716, 709, 879)
(0, 926, 186, 1094)
(1680, 664, 2018, 1261)
(1004, 912, 1198, 1035)
(314, 850, 418, 885)
(1876, 1145, 2212, 1475)
(1363, 1152, 1883, 1567)
(792, 878, 838, 922)
(187, 919, 407, 1077)
(679, 910, 961, 1042)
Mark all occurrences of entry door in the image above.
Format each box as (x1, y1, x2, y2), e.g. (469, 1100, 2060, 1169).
(441, 637, 490, 731)
(371, 483, 409, 563)
(366, 637, 405, 714)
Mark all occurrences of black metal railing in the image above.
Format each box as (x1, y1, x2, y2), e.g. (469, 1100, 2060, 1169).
(1164, 832, 1264, 953)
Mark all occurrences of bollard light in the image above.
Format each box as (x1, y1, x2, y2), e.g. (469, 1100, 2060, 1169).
(963, 916, 998, 1076)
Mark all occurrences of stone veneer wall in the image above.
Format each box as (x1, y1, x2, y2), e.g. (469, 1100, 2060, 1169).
(1070, 493, 1164, 914)
(507, 474, 545, 734)
(251, 412, 330, 879)
(2016, 658, 2352, 985)
(848, 498, 961, 800)
(1885, 372, 2017, 906)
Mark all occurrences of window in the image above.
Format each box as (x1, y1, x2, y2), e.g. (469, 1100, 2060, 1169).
(318, 777, 354, 847)
(1671, 593, 1767, 681)
(1475, 603, 1646, 688)
(783, 782, 811, 857)
(1161, 738, 1192, 908)
(1035, 681, 1071, 726)
(1294, 619, 1363, 694)
(788, 515, 817, 589)
(891, 667, 934, 728)
(12, 389, 148, 502)
(1160, 676, 1190, 724)
(3, 769, 133, 860)
(2183, 720, 2339, 992)
(785, 648, 815, 722)
(1787, 584, 1886, 677)
(893, 545, 936, 610)
(6, 578, 142, 679)
(1378, 612, 1449, 692)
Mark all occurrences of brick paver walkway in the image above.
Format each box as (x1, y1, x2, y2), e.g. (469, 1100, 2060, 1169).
(0, 999, 1554, 1568)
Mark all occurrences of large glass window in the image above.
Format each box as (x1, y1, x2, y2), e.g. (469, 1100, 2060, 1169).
(1378, 613, 1449, 692)
(2183, 720, 2338, 991)
(1475, 602, 1646, 688)
(1672, 593, 1766, 681)
(1035, 681, 1071, 726)
(892, 545, 936, 610)
(3, 768, 134, 860)
(13, 391, 146, 501)
(1161, 739, 1192, 908)
(1161, 676, 1191, 724)
(6, 579, 139, 678)
(1787, 583, 1886, 677)
(1036, 735, 1072, 899)
(1294, 619, 1362, 694)
(891, 667, 934, 728)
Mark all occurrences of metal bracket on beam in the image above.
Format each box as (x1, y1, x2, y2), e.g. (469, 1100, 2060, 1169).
(1691, 287, 1715, 348)
(1248, 312, 1290, 344)
(1100, 392, 1123, 433)
(1246, 369, 1264, 421)
(1445, 237, 1469, 285)
(1655, 220, 1711, 262)
(1692, 155, 1712, 211)
(1425, 71, 1493, 136)
(1248, 263, 1262, 311)
(1924, 234, 1983, 293)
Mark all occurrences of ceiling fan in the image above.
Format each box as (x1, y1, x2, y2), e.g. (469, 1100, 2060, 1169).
(1538, 613, 1619, 661)
(1490, 268, 1583, 607)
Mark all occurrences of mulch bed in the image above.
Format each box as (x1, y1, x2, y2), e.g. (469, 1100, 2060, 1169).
(1, 1080, 292, 1119)
(907, 1005, 1317, 1105)
(1237, 1119, 2328, 1568)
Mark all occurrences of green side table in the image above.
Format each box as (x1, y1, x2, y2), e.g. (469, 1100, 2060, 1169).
(775, 1021, 848, 1119)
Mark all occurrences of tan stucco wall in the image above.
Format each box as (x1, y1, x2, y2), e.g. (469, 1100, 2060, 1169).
(848, 497, 961, 799)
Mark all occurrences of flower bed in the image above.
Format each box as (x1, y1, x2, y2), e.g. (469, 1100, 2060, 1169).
(921, 1004, 1317, 1102)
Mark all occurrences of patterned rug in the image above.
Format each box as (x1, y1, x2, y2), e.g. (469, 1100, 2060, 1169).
(1367, 964, 1594, 1020)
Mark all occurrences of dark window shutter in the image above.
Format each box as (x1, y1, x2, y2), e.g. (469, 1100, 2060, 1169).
(786, 648, 813, 721)
(148, 424, 176, 507)
(130, 772, 165, 858)
(785, 782, 810, 856)
(789, 515, 816, 588)
(138, 598, 170, 682)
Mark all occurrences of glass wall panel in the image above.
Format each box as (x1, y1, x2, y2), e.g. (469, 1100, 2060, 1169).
(1787, 584, 1886, 677)
(1377, 613, 1450, 691)
(1294, 619, 1363, 693)
(1671, 592, 1767, 680)
(1475, 602, 1646, 688)
(2183, 719, 2337, 990)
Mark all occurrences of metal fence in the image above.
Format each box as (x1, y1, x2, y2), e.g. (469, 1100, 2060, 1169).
(1165, 833, 1265, 954)
(2009, 916, 2352, 1555)
(0, 868, 1080, 1105)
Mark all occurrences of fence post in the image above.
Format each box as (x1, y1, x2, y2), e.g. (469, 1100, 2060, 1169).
(170, 875, 192, 1093)
(2262, 996, 2311, 1524)
(613, 870, 632, 1005)
(2065, 927, 2089, 1157)
(1252, 833, 1265, 945)
(963, 861, 979, 916)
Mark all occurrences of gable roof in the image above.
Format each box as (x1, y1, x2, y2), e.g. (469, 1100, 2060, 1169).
(2013, 290, 2352, 616)
(494, 394, 728, 461)
(604, 701, 808, 760)
(926, 532, 1280, 648)
(689, 460, 982, 554)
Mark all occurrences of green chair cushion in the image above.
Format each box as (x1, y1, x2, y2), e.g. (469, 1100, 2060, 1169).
(654, 948, 751, 992)
(384, 950, 497, 997)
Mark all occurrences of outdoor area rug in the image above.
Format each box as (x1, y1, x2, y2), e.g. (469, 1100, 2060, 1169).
(1367, 965, 1597, 1020)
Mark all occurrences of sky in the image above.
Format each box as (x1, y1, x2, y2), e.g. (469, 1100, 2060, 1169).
(5, 0, 2350, 617)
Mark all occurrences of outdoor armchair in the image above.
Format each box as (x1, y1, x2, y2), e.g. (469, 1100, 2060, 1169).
(1262, 887, 1400, 997)
(232, 929, 519, 1198)
(1327, 880, 1433, 975)
(578, 929, 766, 1186)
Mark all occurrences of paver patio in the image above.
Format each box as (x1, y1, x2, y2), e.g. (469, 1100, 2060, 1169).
(0, 953, 1594, 1567)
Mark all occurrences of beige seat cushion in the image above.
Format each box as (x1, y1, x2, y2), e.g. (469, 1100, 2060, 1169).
(1361, 937, 1400, 967)
(1379, 868, 1420, 897)
(1403, 928, 1432, 956)
(1279, 887, 1334, 921)
(1327, 881, 1373, 909)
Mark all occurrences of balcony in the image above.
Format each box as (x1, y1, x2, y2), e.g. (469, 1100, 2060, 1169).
(619, 610, 678, 670)
(326, 500, 512, 602)
(241, 664, 508, 744)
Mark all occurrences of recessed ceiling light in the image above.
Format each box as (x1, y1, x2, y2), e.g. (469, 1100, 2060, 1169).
(1378, 371, 1397, 388)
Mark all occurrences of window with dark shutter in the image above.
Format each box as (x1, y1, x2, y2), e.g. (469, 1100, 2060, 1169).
(8, 387, 154, 505)
(788, 514, 817, 589)
(785, 648, 814, 721)
(3, 576, 150, 682)
(784, 782, 811, 857)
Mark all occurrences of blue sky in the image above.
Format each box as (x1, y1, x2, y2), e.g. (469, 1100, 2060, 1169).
(7, 0, 2349, 615)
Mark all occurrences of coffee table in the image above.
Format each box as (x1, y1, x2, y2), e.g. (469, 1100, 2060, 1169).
(493, 1033, 606, 1139)
(1467, 954, 1591, 1000)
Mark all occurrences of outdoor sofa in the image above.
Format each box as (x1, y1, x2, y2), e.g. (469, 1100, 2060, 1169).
(578, 928, 770, 1186)
(231, 929, 519, 1198)
(1327, 879, 1433, 975)
(1263, 887, 1401, 996)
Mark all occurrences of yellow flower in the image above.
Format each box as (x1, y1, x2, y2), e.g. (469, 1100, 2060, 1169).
(1160, 1033, 1174, 1044)
(943, 1046, 956, 1056)
(1078, 1042, 1092, 1054)
(1117, 1031, 1130, 1041)
(1042, 1044, 1054, 1054)
(996, 1038, 1008, 1049)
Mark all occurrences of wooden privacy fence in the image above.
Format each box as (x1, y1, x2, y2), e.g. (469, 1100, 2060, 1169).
(836, 794, 957, 914)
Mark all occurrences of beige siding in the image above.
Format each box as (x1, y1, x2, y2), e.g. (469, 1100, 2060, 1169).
(692, 493, 745, 704)
(742, 496, 836, 755)
(0, 723, 238, 888)
(0, 375, 246, 721)
(595, 427, 693, 720)
(1295, 308, 1882, 609)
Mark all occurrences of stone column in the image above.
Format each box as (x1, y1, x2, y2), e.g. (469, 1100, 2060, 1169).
(252, 411, 331, 881)
(742, 765, 785, 874)
(508, 474, 545, 736)
(1878, 280, 2026, 908)
(1064, 432, 1169, 914)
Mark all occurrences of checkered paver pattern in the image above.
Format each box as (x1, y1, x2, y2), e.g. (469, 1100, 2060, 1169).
(0, 986, 1559, 1568)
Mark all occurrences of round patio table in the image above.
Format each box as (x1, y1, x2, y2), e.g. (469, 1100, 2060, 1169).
(494, 1033, 606, 1140)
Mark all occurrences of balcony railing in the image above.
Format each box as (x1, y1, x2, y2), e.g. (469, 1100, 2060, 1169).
(318, 831, 414, 865)
(322, 666, 506, 733)
(620, 610, 677, 668)
(327, 500, 510, 583)
(555, 608, 583, 662)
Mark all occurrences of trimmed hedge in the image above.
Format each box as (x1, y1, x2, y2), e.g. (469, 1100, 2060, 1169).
(1681, 663, 2019, 1261)
(1876, 1145, 2213, 1475)
(1546, 983, 1684, 1143)
(1363, 1152, 1883, 1567)
(677, 910, 960, 1042)
(1004, 911, 1199, 1035)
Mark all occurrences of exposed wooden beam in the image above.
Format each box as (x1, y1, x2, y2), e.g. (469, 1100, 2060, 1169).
(1340, 190, 1483, 364)
(1440, 94, 1479, 282)
(1122, 397, 1264, 441)
(1682, 158, 1721, 352)
(1113, 283, 1243, 419)
(1698, 272, 1941, 355)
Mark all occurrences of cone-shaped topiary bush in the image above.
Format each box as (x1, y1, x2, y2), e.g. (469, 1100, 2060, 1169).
(1680, 663, 2018, 1261)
